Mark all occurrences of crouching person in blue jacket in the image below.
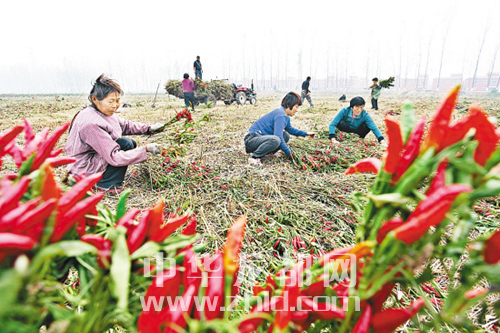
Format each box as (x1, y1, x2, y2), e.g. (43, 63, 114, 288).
(329, 96, 385, 146)
(244, 92, 315, 165)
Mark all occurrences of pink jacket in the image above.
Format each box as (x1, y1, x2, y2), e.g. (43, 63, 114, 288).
(64, 105, 150, 176)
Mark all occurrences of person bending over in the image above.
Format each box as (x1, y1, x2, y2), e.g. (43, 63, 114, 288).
(244, 92, 315, 165)
(329, 96, 384, 146)
(65, 74, 164, 194)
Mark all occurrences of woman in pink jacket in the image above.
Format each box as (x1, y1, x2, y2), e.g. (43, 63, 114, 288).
(65, 74, 164, 194)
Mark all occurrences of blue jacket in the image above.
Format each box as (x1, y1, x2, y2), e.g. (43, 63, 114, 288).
(248, 106, 307, 155)
(328, 107, 383, 140)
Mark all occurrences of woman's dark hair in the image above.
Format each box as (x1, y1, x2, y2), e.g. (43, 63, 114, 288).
(88, 74, 123, 108)
(372, 77, 378, 82)
(183, 73, 189, 79)
(307, 76, 311, 80)
(281, 92, 302, 109)
(350, 96, 365, 108)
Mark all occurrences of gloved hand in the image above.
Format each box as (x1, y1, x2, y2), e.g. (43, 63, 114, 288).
(146, 143, 161, 155)
(149, 123, 164, 134)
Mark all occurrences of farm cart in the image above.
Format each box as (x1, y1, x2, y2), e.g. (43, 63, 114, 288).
(165, 79, 233, 107)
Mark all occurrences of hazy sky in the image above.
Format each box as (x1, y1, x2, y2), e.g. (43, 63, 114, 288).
(1, 0, 500, 93)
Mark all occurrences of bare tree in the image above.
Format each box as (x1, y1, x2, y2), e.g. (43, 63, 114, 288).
(487, 41, 500, 88)
(326, 46, 330, 89)
(423, 36, 432, 89)
(297, 48, 303, 89)
(471, 24, 490, 90)
(437, 18, 452, 90)
(415, 36, 423, 89)
(261, 49, 266, 89)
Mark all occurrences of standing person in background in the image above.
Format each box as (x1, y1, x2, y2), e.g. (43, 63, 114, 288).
(301, 76, 314, 108)
(369, 77, 381, 110)
(182, 73, 196, 111)
(193, 56, 203, 79)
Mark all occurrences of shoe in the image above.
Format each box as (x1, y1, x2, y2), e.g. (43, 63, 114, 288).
(93, 186, 123, 196)
(248, 157, 262, 165)
(264, 151, 283, 158)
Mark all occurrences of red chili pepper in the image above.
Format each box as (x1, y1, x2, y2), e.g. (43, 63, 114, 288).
(0, 125, 24, 152)
(370, 282, 395, 313)
(76, 219, 87, 236)
(426, 159, 448, 196)
(48, 147, 63, 158)
(371, 298, 424, 333)
(238, 296, 281, 333)
(51, 193, 104, 243)
(0, 176, 31, 214)
(181, 215, 197, 236)
(392, 184, 472, 244)
(464, 287, 488, 299)
(146, 200, 165, 239)
(137, 266, 181, 333)
(127, 209, 150, 254)
(0, 198, 41, 232)
(383, 117, 404, 174)
(81, 234, 112, 268)
(299, 296, 345, 321)
(272, 264, 303, 330)
(45, 157, 77, 168)
(376, 217, 403, 244)
(0, 232, 37, 251)
(319, 241, 374, 267)
(23, 118, 34, 143)
(149, 214, 190, 243)
(31, 122, 70, 171)
(0, 127, 24, 169)
(484, 228, 500, 264)
(223, 215, 247, 279)
(85, 205, 99, 228)
(352, 304, 372, 333)
(58, 173, 103, 215)
(392, 118, 426, 184)
(11, 199, 57, 235)
(116, 208, 141, 235)
(41, 164, 61, 202)
(300, 279, 327, 297)
(468, 104, 499, 166)
(422, 85, 461, 152)
(345, 158, 382, 175)
(183, 246, 203, 290)
(291, 309, 310, 324)
(204, 251, 225, 321)
(160, 283, 197, 333)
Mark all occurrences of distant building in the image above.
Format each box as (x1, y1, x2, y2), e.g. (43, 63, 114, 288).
(432, 74, 463, 91)
(463, 73, 500, 92)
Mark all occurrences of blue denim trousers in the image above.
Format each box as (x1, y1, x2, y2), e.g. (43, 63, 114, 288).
(244, 131, 291, 158)
(96, 137, 137, 189)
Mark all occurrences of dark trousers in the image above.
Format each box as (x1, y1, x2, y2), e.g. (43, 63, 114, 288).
(96, 137, 137, 189)
(244, 131, 290, 158)
(337, 121, 371, 139)
(371, 98, 379, 110)
(184, 92, 195, 110)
